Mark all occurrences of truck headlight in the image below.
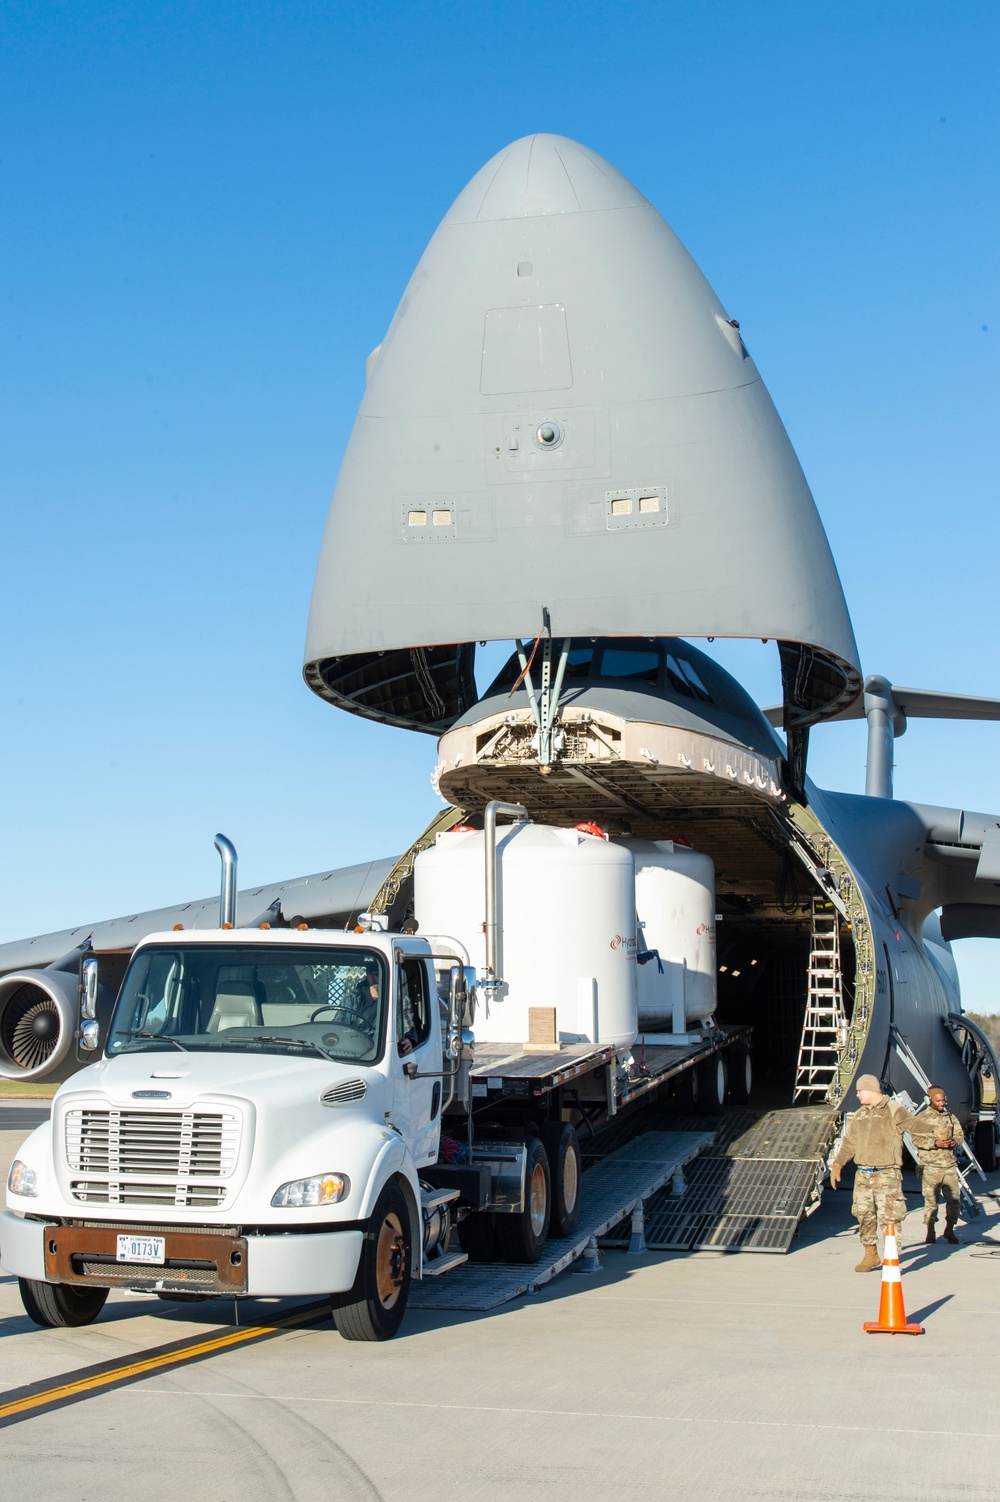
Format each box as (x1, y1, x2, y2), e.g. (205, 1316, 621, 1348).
(271, 1173, 350, 1208)
(8, 1160, 38, 1198)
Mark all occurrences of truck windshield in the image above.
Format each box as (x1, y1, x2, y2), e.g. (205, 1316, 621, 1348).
(106, 945, 387, 1064)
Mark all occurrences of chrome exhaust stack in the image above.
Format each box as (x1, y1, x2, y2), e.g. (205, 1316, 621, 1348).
(214, 834, 238, 928)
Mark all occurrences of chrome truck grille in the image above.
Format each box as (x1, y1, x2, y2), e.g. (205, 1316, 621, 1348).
(65, 1108, 240, 1210)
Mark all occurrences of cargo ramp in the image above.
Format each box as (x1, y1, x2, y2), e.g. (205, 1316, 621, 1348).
(601, 1106, 839, 1253)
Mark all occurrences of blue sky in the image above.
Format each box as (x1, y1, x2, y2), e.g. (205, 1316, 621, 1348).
(2, 3, 998, 1001)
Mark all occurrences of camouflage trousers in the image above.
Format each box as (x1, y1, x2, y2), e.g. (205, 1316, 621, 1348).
(852, 1167, 907, 1247)
(921, 1164, 960, 1224)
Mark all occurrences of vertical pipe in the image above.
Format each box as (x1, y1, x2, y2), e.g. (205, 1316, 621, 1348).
(483, 800, 528, 985)
(864, 677, 897, 800)
(214, 834, 238, 928)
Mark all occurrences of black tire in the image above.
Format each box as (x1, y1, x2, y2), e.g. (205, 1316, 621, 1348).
(698, 1053, 727, 1113)
(975, 1120, 998, 1173)
(541, 1122, 582, 1239)
(332, 1182, 411, 1342)
(495, 1136, 551, 1264)
(458, 1210, 501, 1262)
(676, 1067, 700, 1110)
(728, 1044, 753, 1105)
(18, 1278, 109, 1329)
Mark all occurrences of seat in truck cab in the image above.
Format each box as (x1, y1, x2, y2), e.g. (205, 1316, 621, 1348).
(208, 979, 263, 1032)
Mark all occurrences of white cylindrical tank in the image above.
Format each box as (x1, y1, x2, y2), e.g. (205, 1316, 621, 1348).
(414, 823, 638, 1050)
(621, 838, 717, 1030)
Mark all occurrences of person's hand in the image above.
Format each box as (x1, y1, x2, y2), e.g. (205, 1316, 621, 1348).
(935, 1138, 954, 1149)
(399, 1038, 413, 1055)
(829, 1164, 841, 1189)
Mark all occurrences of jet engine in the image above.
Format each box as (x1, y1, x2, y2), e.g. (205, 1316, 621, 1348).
(0, 948, 112, 1083)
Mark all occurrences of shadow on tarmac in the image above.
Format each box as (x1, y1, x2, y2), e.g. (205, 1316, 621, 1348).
(906, 1293, 954, 1324)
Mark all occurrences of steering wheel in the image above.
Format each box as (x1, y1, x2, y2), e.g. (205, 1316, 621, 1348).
(310, 1003, 365, 1028)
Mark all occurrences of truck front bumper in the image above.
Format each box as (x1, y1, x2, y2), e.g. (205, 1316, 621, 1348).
(0, 1212, 363, 1297)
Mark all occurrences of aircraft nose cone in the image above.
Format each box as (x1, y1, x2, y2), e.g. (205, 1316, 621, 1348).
(443, 133, 650, 223)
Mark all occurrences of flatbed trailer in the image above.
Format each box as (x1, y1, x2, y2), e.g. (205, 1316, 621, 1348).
(465, 1024, 751, 1126)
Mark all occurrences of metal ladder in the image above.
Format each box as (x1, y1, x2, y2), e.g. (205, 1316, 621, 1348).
(793, 899, 847, 1102)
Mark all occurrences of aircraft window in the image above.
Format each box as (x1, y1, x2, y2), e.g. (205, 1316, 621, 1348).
(676, 657, 712, 700)
(599, 648, 660, 683)
(563, 648, 594, 678)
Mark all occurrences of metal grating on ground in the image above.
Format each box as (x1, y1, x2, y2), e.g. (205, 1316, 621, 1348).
(409, 1129, 713, 1311)
(601, 1106, 838, 1255)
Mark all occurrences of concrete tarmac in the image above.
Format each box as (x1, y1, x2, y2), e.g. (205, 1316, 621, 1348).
(3, 1119, 1000, 1502)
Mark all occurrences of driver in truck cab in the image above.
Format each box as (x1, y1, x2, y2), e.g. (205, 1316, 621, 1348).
(348, 961, 381, 1036)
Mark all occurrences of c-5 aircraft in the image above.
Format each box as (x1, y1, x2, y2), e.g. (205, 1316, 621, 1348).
(2, 135, 999, 1162)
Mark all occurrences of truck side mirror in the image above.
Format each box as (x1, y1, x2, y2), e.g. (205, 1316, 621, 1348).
(80, 957, 100, 1052)
(81, 957, 99, 1020)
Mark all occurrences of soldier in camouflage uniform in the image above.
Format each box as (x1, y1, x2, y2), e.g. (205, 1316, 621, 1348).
(829, 1073, 930, 1272)
(914, 1086, 964, 1244)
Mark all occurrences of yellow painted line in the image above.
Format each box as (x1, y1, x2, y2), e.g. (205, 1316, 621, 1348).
(0, 1303, 325, 1423)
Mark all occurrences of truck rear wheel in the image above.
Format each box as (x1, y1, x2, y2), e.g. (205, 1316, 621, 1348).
(698, 1054, 727, 1112)
(496, 1136, 551, 1263)
(19, 1278, 109, 1329)
(728, 1044, 752, 1105)
(541, 1122, 582, 1238)
(332, 1183, 411, 1341)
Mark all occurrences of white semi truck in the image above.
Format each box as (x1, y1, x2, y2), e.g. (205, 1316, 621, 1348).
(2, 807, 749, 1341)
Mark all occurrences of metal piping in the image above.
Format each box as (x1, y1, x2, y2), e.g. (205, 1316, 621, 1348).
(214, 834, 238, 928)
(483, 800, 528, 987)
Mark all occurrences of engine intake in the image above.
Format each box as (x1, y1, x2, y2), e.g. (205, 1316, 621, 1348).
(0, 949, 94, 1082)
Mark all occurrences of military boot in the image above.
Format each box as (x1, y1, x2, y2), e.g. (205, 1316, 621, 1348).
(855, 1245, 881, 1272)
(925, 1218, 937, 1244)
(943, 1223, 959, 1244)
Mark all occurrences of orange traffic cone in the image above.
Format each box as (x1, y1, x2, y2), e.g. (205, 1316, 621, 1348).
(863, 1222, 923, 1335)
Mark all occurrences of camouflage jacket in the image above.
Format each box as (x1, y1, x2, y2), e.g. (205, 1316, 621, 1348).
(912, 1107, 964, 1168)
(832, 1097, 928, 1170)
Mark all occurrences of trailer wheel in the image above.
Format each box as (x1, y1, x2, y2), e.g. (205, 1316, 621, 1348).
(728, 1044, 752, 1105)
(975, 1120, 998, 1173)
(332, 1183, 411, 1341)
(676, 1066, 700, 1110)
(18, 1278, 109, 1329)
(458, 1210, 501, 1262)
(496, 1137, 551, 1263)
(698, 1054, 727, 1113)
(542, 1122, 582, 1239)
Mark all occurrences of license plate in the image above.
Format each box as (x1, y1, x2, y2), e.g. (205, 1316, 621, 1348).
(117, 1234, 165, 1265)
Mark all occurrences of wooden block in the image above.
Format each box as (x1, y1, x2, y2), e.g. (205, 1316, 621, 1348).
(523, 1007, 560, 1052)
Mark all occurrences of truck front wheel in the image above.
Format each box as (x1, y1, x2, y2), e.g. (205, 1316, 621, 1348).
(495, 1137, 551, 1263)
(332, 1183, 412, 1341)
(19, 1278, 109, 1329)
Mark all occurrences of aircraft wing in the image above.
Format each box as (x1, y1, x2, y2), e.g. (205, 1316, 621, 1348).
(763, 680, 1000, 728)
(0, 856, 398, 978)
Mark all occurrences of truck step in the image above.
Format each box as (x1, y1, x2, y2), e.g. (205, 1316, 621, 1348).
(420, 1185, 461, 1212)
(422, 1248, 468, 1277)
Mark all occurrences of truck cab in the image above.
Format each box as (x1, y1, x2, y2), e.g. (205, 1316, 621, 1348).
(3, 928, 466, 1340)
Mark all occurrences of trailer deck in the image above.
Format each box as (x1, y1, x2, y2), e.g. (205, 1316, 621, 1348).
(469, 1025, 748, 1114)
(409, 1128, 713, 1311)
